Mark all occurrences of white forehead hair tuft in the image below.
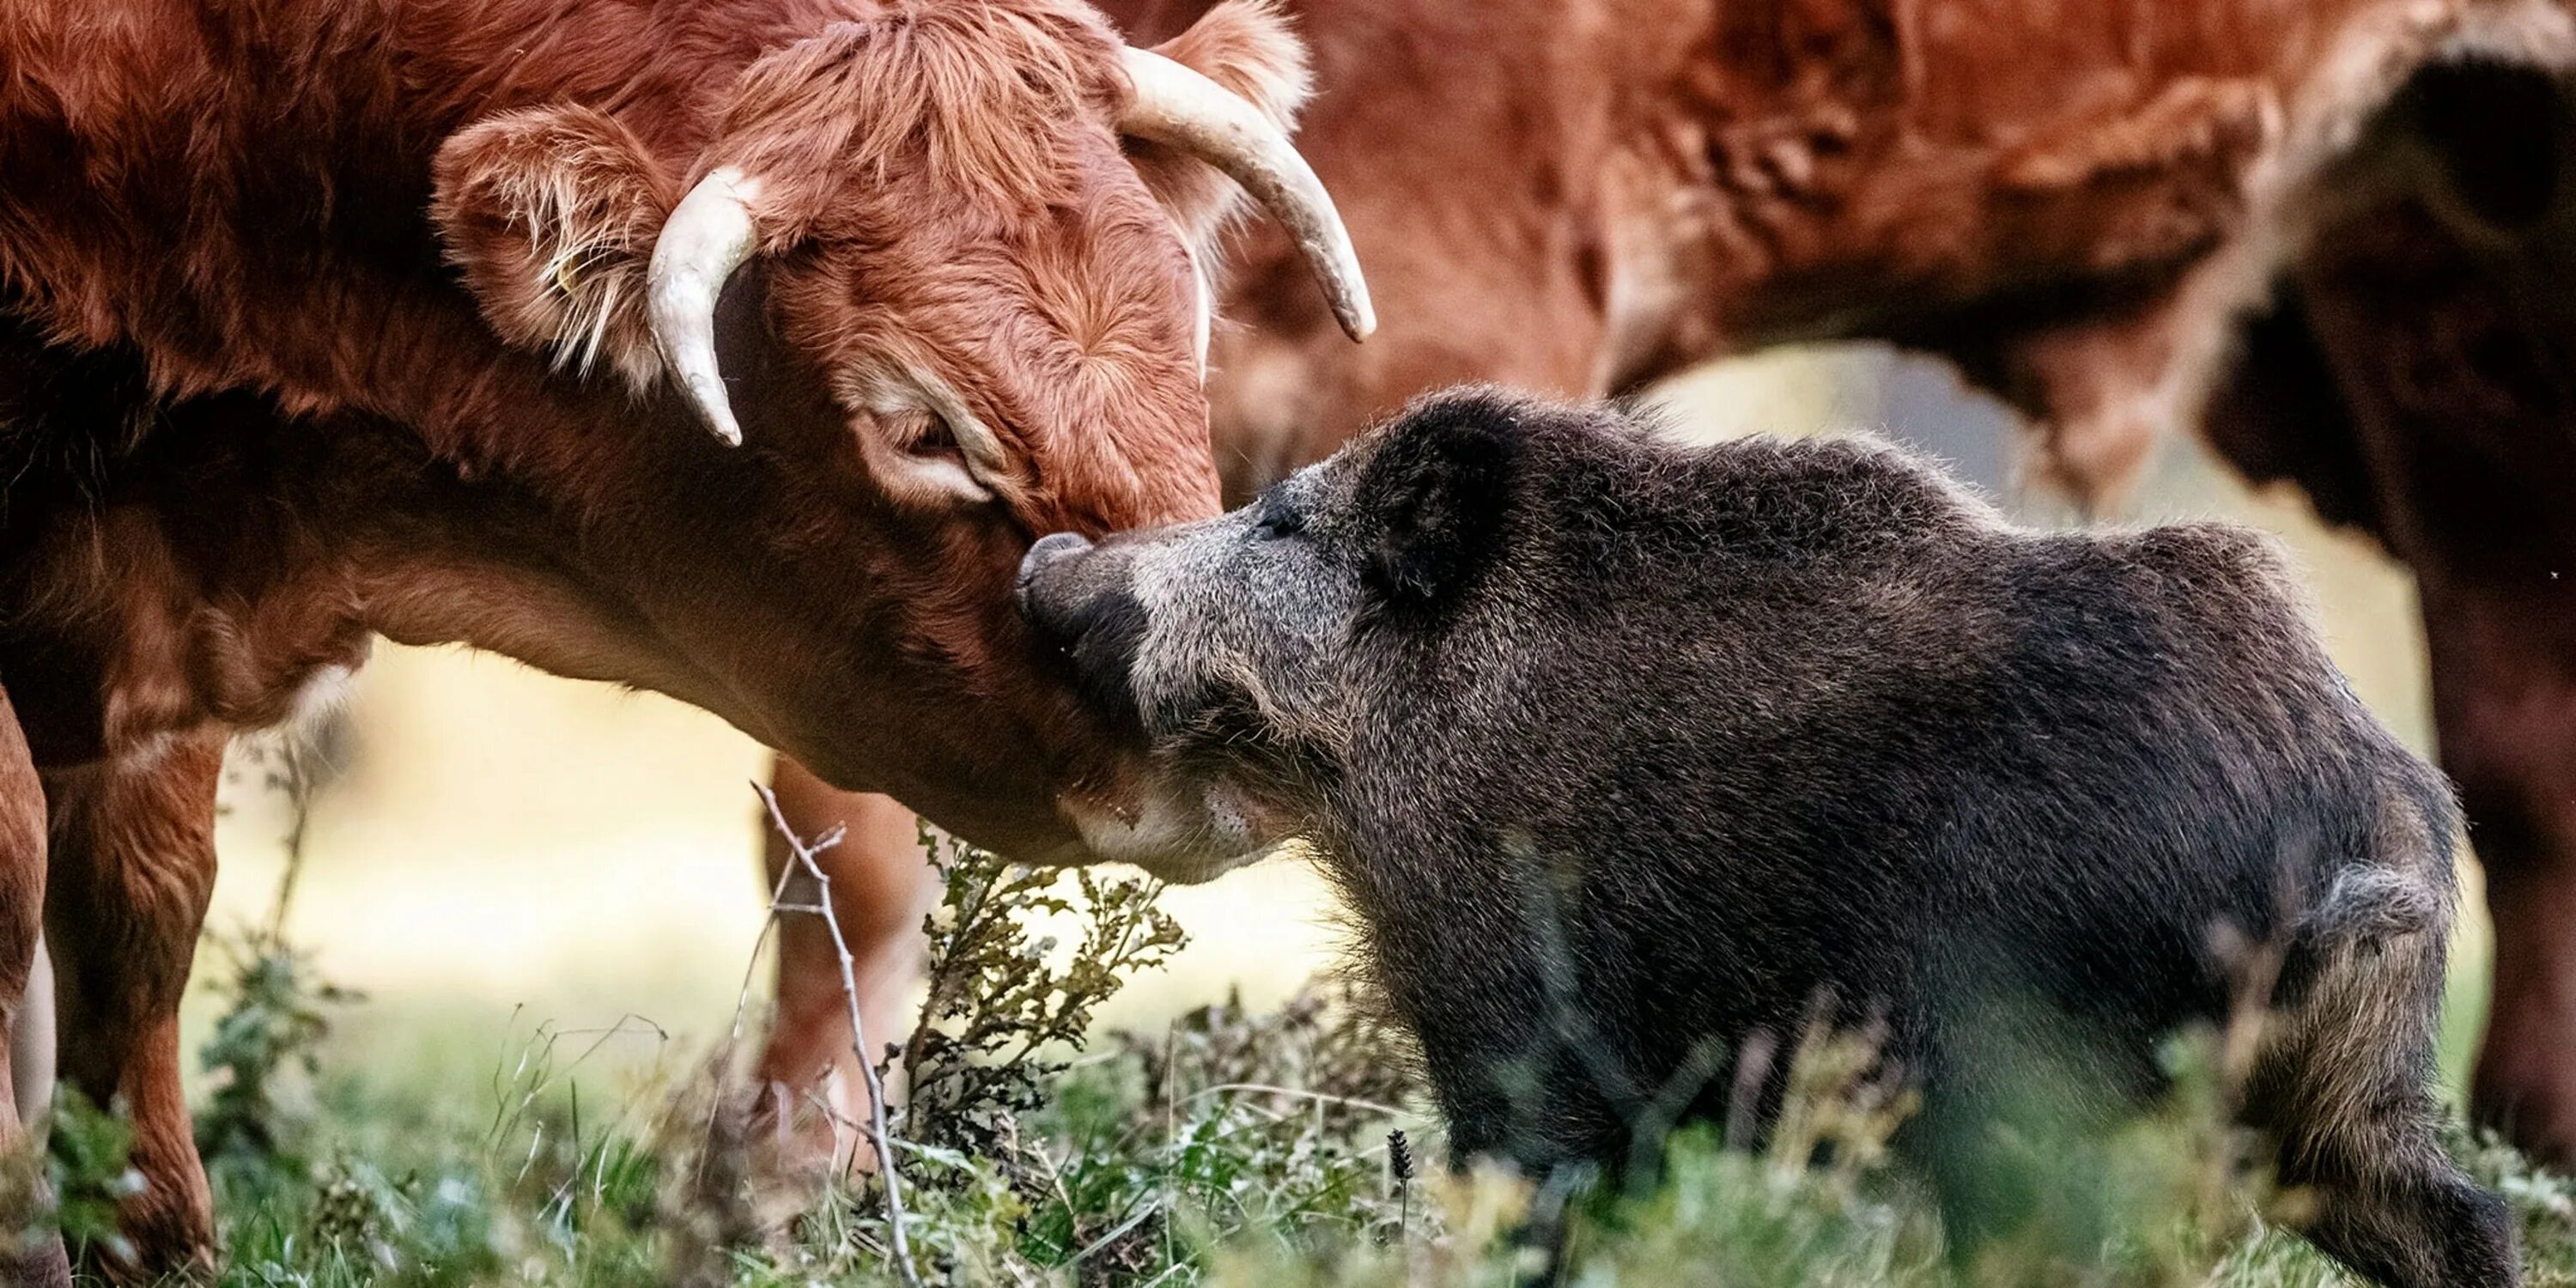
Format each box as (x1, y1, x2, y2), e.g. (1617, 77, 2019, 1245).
(1185, 236, 1214, 371)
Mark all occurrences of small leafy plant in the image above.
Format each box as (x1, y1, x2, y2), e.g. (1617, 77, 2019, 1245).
(894, 827, 1190, 1161)
(194, 925, 365, 1191)
(37, 1088, 143, 1272)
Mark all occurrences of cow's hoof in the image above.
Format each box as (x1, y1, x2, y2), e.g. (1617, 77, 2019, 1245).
(744, 1076, 880, 1234)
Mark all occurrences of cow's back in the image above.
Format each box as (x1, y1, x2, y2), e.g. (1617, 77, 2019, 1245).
(1352, 433, 2421, 1125)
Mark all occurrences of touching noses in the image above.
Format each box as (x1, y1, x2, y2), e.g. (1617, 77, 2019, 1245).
(1016, 531, 1095, 621)
(1018, 531, 1093, 587)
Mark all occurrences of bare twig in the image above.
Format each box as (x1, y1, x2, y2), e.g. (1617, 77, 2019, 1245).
(266, 738, 317, 938)
(1177, 1083, 1408, 1118)
(1722, 1027, 1779, 1152)
(1067, 1198, 1161, 1267)
(697, 813, 809, 1182)
(754, 781, 921, 1288)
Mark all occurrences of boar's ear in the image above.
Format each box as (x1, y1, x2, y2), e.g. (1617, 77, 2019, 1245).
(431, 105, 680, 396)
(1355, 395, 1520, 609)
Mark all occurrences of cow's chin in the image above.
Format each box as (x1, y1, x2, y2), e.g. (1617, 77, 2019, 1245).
(1058, 776, 1292, 884)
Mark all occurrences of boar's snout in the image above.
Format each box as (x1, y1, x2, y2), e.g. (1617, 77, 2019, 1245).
(1018, 532, 1148, 720)
(1017, 531, 1099, 634)
(1018, 531, 1095, 597)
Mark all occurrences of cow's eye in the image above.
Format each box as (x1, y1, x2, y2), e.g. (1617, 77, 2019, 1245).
(881, 408, 950, 454)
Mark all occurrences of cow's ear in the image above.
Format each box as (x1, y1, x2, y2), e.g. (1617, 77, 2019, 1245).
(1125, 0, 1315, 258)
(431, 105, 679, 392)
(1354, 392, 1521, 610)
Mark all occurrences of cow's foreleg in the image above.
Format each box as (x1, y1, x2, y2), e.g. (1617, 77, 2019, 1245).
(749, 757, 937, 1179)
(0, 683, 70, 1286)
(41, 733, 222, 1280)
(2424, 584, 2576, 1168)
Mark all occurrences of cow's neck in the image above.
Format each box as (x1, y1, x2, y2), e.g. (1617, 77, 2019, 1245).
(0, 398, 738, 770)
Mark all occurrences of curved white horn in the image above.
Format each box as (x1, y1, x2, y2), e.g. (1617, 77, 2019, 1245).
(13, 939, 51, 1136)
(1117, 48, 1376, 343)
(647, 167, 764, 445)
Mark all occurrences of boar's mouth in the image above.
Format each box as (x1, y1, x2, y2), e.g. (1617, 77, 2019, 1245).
(1057, 586, 1151, 727)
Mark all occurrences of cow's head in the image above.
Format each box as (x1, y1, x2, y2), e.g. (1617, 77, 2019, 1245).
(434, 0, 1367, 532)
(413, 0, 1371, 861)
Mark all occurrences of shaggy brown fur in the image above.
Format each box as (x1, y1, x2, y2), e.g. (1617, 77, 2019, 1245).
(0, 0, 1322, 1275)
(1097, 0, 2573, 501)
(0, 683, 52, 1285)
(0, 0, 1276, 528)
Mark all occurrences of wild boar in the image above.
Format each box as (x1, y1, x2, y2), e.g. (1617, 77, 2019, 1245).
(1018, 388, 2515, 1288)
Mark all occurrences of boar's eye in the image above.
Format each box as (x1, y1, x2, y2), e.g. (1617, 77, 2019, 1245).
(1251, 491, 1304, 542)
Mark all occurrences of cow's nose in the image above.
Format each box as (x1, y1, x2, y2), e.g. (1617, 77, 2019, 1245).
(1017, 532, 1095, 611)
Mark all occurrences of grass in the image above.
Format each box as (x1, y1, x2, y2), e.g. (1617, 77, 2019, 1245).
(30, 834, 2576, 1287)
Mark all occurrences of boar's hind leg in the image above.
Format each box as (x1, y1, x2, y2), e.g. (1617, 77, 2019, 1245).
(2263, 1080, 2516, 1288)
(42, 733, 223, 1283)
(2249, 871, 2517, 1288)
(0, 683, 70, 1286)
